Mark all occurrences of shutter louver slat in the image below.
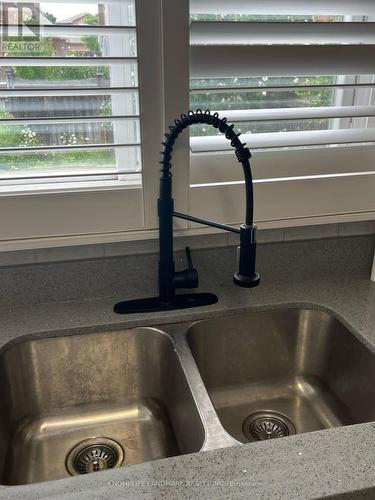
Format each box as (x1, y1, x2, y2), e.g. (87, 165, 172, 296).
(0, 88, 136, 96)
(0, 115, 138, 125)
(2, 57, 135, 66)
(190, 128, 375, 152)
(3, 24, 135, 36)
(0, 143, 140, 153)
(190, 45, 375, 78)
(190, 0, 375, 16)
(190, 83, 375, 93)
(191, 22, 375, 45)
(214, 106, 375, 122)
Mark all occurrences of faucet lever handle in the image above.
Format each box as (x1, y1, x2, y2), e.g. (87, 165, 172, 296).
(185, 246, 193, 269)
(172, 247, 199, 289)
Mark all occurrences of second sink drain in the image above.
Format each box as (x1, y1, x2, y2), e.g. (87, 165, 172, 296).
(66, 437, 125, 475)
(243, 411, 296, 441)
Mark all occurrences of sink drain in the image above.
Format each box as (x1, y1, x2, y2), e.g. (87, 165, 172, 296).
(66, 438, 125, 475)
(243, 411, 296, 441)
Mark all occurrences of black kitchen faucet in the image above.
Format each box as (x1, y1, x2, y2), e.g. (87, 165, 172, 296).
(114, 109, 260, 314)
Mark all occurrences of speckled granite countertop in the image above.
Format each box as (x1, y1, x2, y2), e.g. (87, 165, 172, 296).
(0, 235, 374, 499)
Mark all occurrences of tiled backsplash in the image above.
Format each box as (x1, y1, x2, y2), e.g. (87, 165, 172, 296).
(0, 235, 373, 308)
(0, 220, 374, 267)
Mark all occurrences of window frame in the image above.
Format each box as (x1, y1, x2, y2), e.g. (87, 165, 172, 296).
(0, 0, 166, 247)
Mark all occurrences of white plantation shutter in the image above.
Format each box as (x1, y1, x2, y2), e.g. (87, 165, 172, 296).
(0, 1, 141, 187)
(189, 1, 375, 225)
(0, 0, 167, 244)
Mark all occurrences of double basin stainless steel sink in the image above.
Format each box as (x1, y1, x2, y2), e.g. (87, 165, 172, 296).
(1, 307, 375, 485)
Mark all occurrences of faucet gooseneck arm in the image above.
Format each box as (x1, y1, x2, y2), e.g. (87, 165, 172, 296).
(114, 109, 260, 314)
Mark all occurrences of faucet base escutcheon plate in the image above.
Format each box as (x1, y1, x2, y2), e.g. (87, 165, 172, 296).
(113, 292, 218, 314)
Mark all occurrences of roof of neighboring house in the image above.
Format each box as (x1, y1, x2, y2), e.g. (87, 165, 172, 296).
(56, 12, 91, 24)
(40, 14, 53, 24)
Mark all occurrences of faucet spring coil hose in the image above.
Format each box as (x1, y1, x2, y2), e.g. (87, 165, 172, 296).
(160, 109, 254, 226)
(160, 109, 250, 173)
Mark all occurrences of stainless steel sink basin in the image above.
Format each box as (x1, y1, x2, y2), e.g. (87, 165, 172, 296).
(187, 308, 375, 444)
(2, 307, 375, 486)
(0, 328, 205, 485)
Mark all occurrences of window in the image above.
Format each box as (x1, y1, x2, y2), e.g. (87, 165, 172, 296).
(0, 0, 166, 245)
(0, 0, 374, 249)
(188, 0, 375, 225)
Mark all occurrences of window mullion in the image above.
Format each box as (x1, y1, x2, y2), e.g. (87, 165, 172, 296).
(161, 0, 190, 224)
(136, 0, 164, 229)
